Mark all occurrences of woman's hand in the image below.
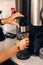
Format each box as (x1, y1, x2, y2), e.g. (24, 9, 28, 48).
(1, 12, 24, 27)
(16, 38, 29, 51)
(9, 12, 24, 20)
(7, 12, 24, 27)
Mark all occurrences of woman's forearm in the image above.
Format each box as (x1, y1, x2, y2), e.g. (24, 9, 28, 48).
(1, 18, 20, 27)
(1, 14, 16, 25)
(1, 18, 8, 24)
(0, 44, 19, 63)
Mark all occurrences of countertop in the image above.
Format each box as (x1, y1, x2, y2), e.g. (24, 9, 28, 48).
(11, 55, 43, 65)
(0, 38, 43, 65)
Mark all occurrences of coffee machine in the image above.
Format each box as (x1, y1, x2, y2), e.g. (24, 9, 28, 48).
(16, 0, 43, 58)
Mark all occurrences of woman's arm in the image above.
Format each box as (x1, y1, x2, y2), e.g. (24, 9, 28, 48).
(1, 18, 8, 24)
(0, 44, 19, 63)
(0, 38, 29, 63)
(1, 12, 24, 27)
(1, 18, 20, 27)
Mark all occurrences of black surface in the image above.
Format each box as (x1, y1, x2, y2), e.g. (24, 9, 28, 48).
(0, 59, 18, 65)
(33, 32, 43, 56)
(29, 26, 43, 56)
(0, 27, 5, 41)
(20, 0, 31, 26)
(5, 33, 16, 38)
(16, 49, 30, 60)
(0, 10, 2, 14)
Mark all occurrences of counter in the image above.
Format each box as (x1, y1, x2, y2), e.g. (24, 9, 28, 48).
(11, 55, 43, 65)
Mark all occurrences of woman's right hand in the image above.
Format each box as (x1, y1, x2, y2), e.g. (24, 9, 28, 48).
(16, 38, 29, 51)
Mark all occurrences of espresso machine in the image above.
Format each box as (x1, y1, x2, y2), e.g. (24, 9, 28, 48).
(16, 0, 43, 59)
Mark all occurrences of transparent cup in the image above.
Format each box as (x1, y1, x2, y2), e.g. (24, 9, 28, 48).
(17, 32, 29, 40)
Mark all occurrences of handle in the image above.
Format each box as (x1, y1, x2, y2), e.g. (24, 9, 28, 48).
(40, 9, 43, 25)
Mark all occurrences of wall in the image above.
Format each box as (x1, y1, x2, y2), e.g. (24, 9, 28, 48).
(0, 0, 16, 33)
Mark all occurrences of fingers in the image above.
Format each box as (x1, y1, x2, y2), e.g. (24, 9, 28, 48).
(12, 12, 24, 19)
(23, 44, 29, 49)
(26, 43, 29, 46)
(19, 14, 24, 17)
(16, 38, 30, 50)
(26, 40, 29, 43)
(15, 12, 24, 17)
(17, 14, 24, 17)
(13, 21, 20, 27)
(9, 20, 20, 27)
(23, 38, 29, 40)
(7, 12, 24, 25)
(23, 38, 29, 42)
(24, 38, 30, 46)
(26, 42, 29, 46)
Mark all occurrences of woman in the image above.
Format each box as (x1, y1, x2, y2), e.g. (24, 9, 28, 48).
(0, 12, 29, 64)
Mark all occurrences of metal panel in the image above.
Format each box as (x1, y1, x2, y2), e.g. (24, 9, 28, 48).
(31, 0, 40, 26)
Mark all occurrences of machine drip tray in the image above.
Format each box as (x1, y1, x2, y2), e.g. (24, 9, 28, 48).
(16, 50, 30, 60)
